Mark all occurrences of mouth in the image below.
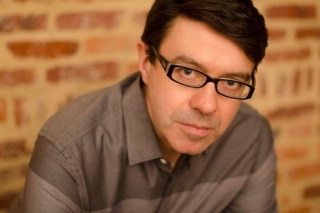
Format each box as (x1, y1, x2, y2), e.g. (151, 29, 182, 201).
(178, 122, 213, 138)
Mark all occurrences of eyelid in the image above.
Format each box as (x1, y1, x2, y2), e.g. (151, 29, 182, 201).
(182, 66, 198, 71)
(178, 65, 248, 81)
(222, 74, 251, 83)
(170, 55, 252, 83)
(179, 66, 208, 78)
(175, 62, 251, 83)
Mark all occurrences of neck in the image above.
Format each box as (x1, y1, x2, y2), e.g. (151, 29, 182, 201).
(167, 155, 181, 169)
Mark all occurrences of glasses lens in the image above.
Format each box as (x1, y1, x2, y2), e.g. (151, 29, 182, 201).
(171, 66, 206, 87)
(217, 80, 251, 98)
(169, 65, 253, 99)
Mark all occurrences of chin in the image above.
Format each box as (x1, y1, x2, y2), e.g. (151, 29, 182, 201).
(173, 141, 210, 156)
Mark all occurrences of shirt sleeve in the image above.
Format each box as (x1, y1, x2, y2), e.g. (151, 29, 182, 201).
(23, 136, 84, 213)
(224, 118, 278, 213)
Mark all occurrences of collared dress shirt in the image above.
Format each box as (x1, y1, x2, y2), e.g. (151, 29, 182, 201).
(21, 72, 277, 213)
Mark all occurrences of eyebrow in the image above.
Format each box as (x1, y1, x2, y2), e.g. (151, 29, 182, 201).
(171, 55, 252, 82)
(172, 55, 207, 71)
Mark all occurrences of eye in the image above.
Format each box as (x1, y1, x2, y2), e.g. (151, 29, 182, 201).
(219, 79, 244, 90)
(175, 67, 198, 79)
(226, 80, 237, 87)
(171, 66, 206, 87)
(181, 68, 194, 76)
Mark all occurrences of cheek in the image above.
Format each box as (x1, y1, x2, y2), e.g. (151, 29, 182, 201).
(147, 77, 189, 130)
(219, 100, 241, 129)
(150, 86, 183, 122)
(146, 75, 174, 123)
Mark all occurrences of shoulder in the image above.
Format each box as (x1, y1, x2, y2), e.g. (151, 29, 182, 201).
(235, 102, 274, 169)
(219, 102, 274, 161)
(233, 102, 272, 134)
(238, 102, 263, 119)
(39, 73, 140, 150)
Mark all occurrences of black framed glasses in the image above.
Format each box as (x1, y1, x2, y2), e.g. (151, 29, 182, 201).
(151, 47, 255, 100)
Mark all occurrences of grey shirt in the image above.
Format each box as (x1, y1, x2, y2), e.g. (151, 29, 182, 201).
(22, 72, 277, 213)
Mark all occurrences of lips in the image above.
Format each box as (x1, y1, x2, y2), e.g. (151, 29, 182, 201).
(178, 122, 213, 138)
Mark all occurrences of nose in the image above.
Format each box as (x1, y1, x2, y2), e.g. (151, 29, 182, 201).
(189, 83, 218, 115)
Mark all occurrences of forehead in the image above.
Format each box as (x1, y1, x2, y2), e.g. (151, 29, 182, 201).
(159, 17, 254, 75)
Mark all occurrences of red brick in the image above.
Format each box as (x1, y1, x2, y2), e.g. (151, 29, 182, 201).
(289, 161, 320, 181)
(46, 62, 119, 83)
(319, 71, 320, 94)
(256, 74, 267, 97)
(14, 98, 29, 127)
(266, 5, 316, 19)
(86, 36, 130, 53)
(275, 72, 286, 97)
(7, 41, 78, 58)
(304, 183, 320, 199)
(0, 69, 34, 87)
(282, 206, 310, 213)
(0, 139, 29, 159)
(0, 191, 19, 209)
(0, 165, 28, 183)
(132, 11, 148, 27)
(268, 29, 287, 40)
(296, 28, 320, 39)
(292, 69, 301, 94)
(286, 123, 313, 138)
(0, 14, 47, 33)
(57, 11, 123, 30)
(265, 47, 310, 62)
(276, 169, 283, 185)
(278, 193, 290, 206)
(306, 68, 313, 91)
(34, 100, 48, 120)
(0, 98, 7, 122)
(267, 103, 315, 120)
(276, 145, 309, 161)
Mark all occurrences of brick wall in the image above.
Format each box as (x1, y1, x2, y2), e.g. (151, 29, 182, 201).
(247, 1, 320, 212)
(0, 0, 319, 212)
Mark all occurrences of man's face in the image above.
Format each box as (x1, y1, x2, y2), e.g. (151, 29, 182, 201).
(138, 17, 254, 159)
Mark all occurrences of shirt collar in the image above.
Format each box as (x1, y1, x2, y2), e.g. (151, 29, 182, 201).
(123, 73, 163, 165)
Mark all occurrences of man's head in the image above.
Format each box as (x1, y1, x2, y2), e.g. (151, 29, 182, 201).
(137, 0, 268, 163)
(141, 0, 268, 69)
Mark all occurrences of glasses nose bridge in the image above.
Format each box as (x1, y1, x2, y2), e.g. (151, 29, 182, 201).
(202, 75, 219, 88)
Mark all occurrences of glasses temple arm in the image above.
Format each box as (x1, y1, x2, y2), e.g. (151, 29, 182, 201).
(151, 47, 170, 72)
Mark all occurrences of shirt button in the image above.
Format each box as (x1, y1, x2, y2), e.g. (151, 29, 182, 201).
(159, 158, 168, 165)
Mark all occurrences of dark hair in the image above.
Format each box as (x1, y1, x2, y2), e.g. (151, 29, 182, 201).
(141, 0, 268, 70)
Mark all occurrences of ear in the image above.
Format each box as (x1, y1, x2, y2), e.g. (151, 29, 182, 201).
(137, 40, 152, 85)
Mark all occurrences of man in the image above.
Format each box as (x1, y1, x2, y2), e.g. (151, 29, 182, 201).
(17, 0, 277, 212)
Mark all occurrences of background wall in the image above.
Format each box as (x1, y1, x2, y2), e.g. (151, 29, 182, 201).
(0, 0, 319, 212)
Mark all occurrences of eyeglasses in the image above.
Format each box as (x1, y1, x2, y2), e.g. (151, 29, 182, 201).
(151, 47, 255, 100)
